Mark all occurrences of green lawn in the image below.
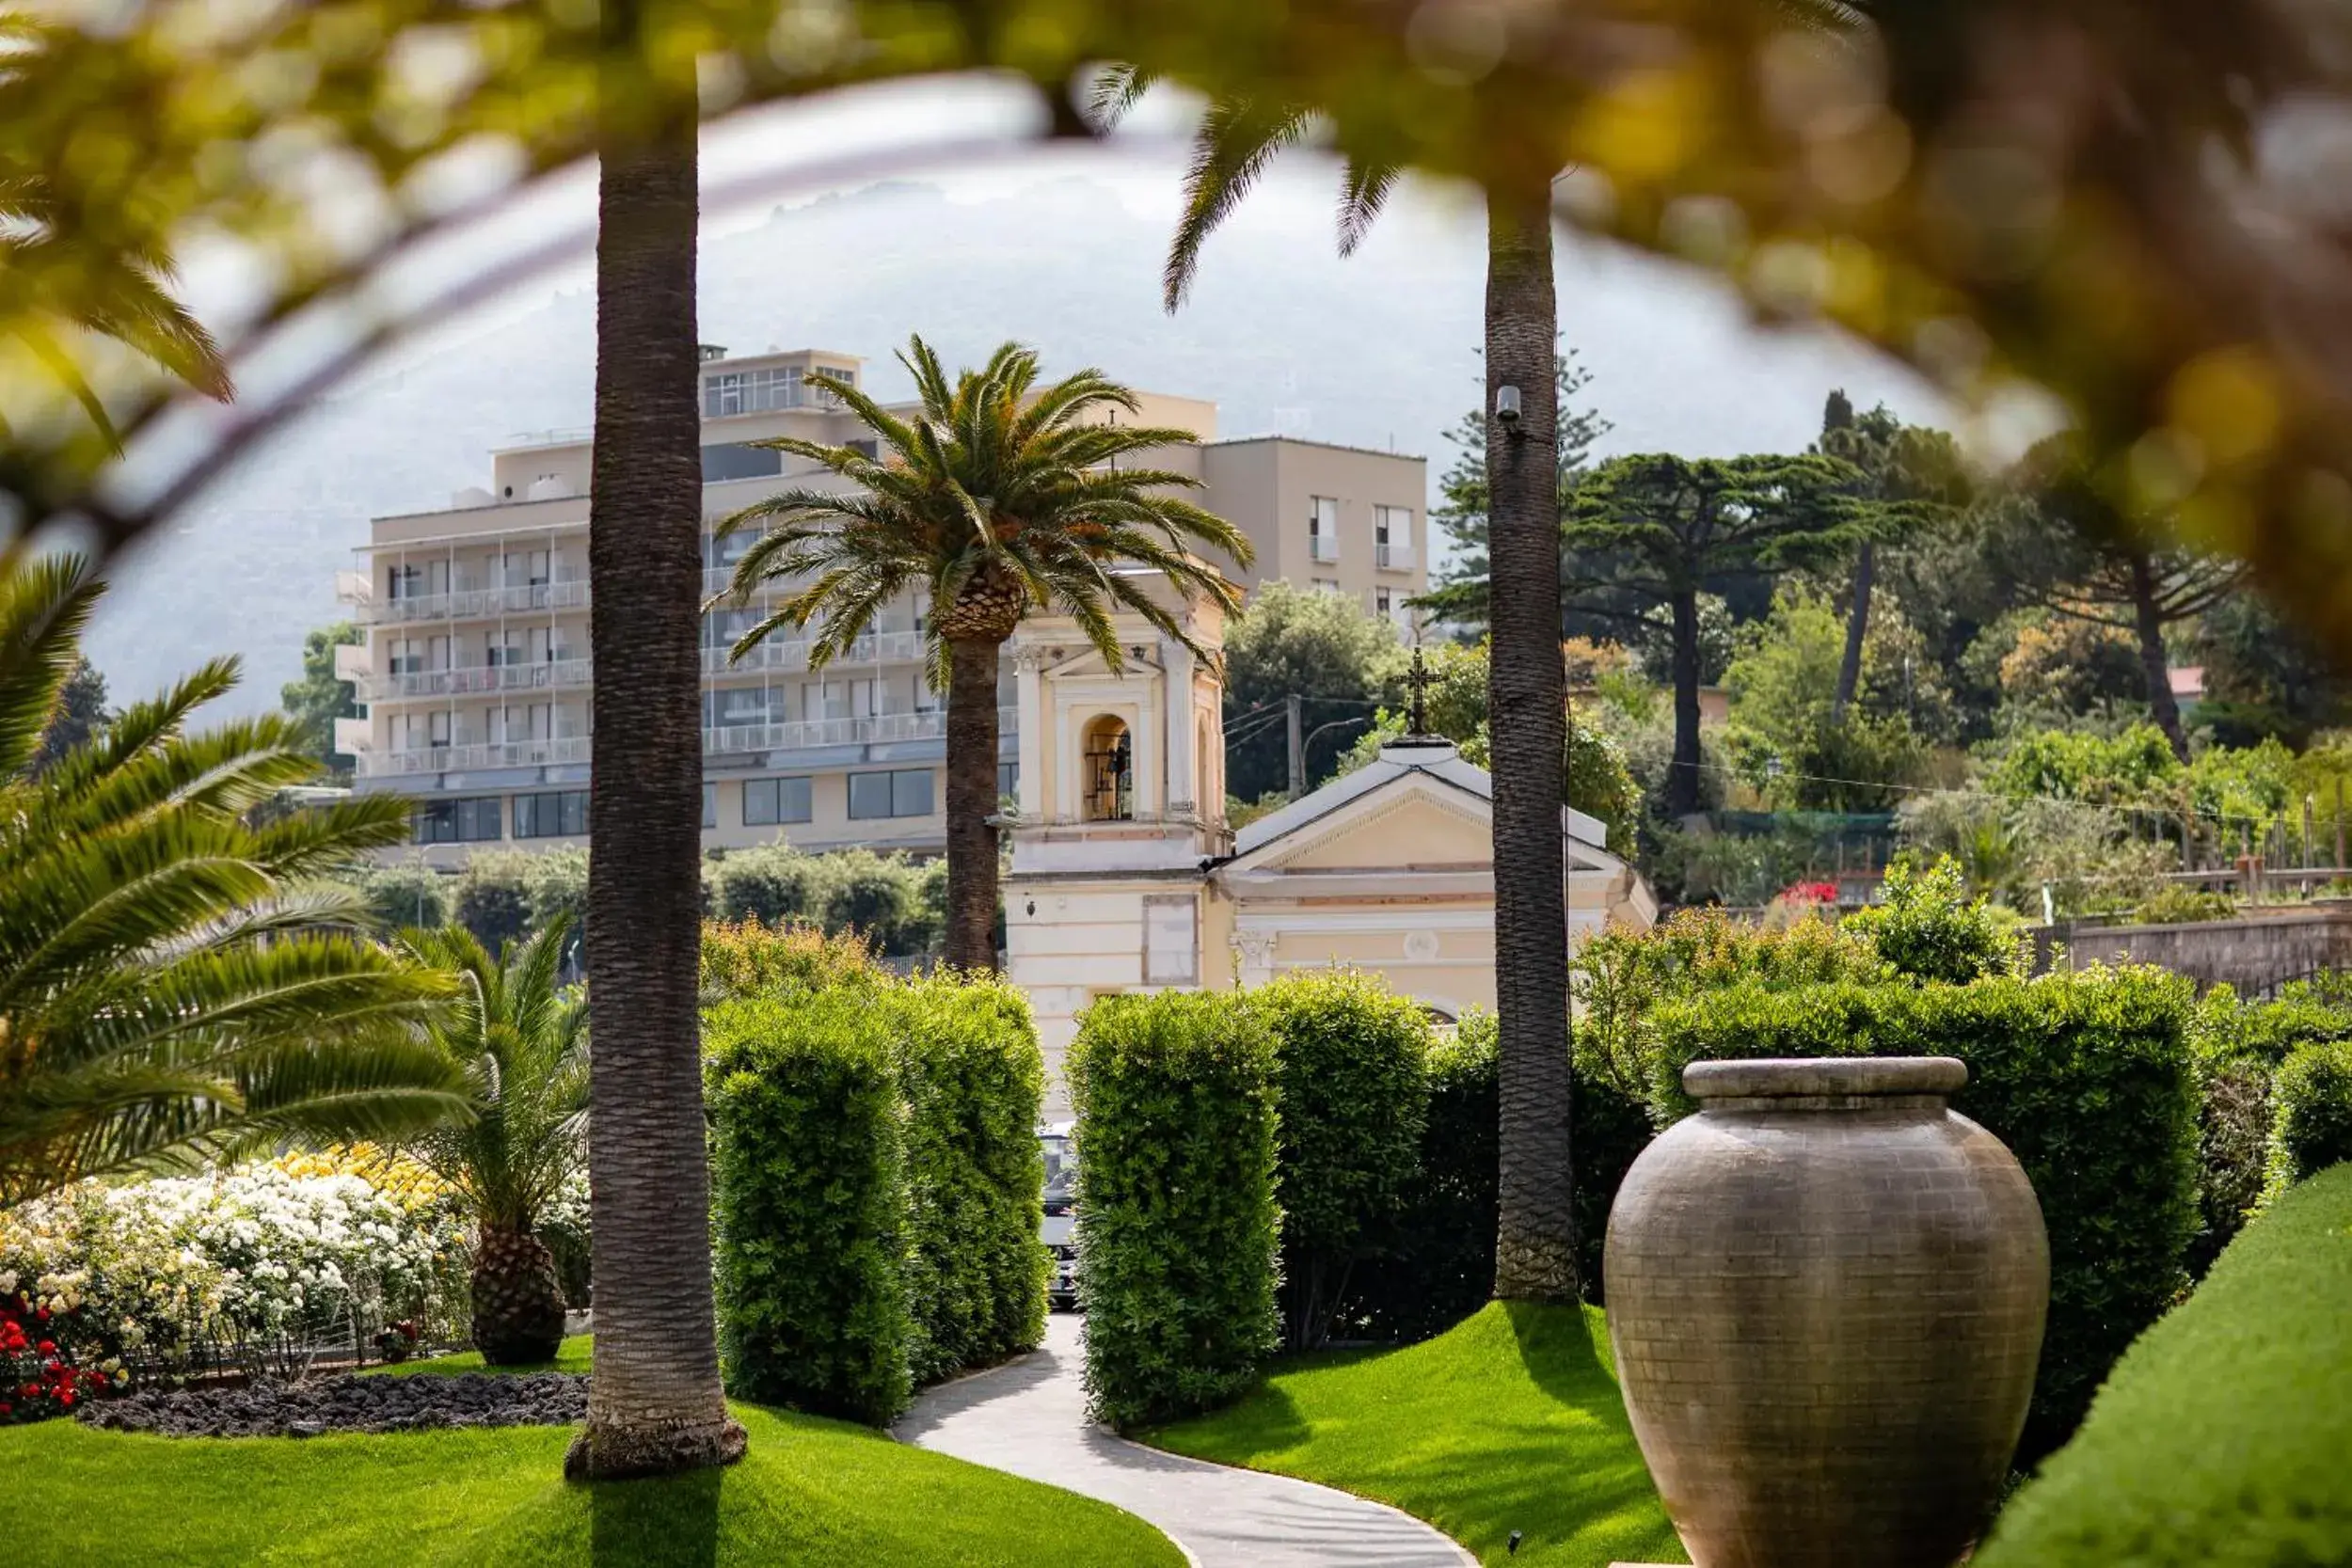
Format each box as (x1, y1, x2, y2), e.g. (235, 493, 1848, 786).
(8, 1378, 1178, 1566)
(1147, 1301, 1684, 1568)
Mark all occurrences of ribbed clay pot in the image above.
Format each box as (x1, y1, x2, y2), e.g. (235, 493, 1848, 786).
(1604, 1057, 2048, 1568)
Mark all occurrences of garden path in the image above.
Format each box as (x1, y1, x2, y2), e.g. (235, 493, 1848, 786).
(894, 1314, 1475, 1568)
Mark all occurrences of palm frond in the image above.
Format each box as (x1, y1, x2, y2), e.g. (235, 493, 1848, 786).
(0, 552, 98, 779)
(1167, 99, 1314, 310)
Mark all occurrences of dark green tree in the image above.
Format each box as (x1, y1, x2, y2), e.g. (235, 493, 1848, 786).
(1565, 453, 1865, 817)
(1220, 581, 1397, 801)
(280, 621, 362, 777)
(1815, 391, 1967, 722)
(28, 655, 107, 775)
(1993, 436, 2248, 762)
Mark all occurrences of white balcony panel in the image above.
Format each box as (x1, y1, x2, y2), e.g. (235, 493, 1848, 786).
(1375, 542, 1417, 571)
(358, 658, 594, 704)
(360, 574, 590, 626)
(332, 717, 373, 755)
(1309, 534, 1340, 563)
(700, 628, 925, 676)
(702, 704, 1009, 757)
(357, 736, 593, 779)
(334, 570, 372, 607)
(333, 642, 371, 682)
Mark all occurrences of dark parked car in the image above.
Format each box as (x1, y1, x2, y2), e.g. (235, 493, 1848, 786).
(1041, 1121, 1080, 1311)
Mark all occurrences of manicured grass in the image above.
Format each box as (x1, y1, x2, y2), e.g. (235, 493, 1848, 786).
(1147, 1301, 1684, 1567)
(370, 1335, 594, 1377)
(1975, 1161, 2352, 1568)
(6, 1394, 1180, 1566)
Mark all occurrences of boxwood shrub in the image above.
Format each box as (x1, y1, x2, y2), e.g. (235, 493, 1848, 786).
(1069, 990, 1279, 1431)
(1252, 972, 1429, 1351)
(2265, 1038, 2352, 1196)
(1654, 967, 2200, 1461)
(707, 988, 911, 1425)
(892, 974, 1049, 1386)
(1974, 1164, 2352, 1568)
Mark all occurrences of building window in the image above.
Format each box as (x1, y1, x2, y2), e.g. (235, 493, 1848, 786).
(1081, 715, 1134, 822)
(1309, 495, 1340, 563)
(847, 437, 879, 460)
(1375, 504, 1414, 570)
(743, 776, 815, 827)
(703, 784, 717, 829)
(413, 796, 502, 845)
(515, 789, 588, 839)
(1375, 587, 1393, 618)
(1311, 577, 1340, 594)
(998, 762, 1019, 801)
(849, 768, 933, 820)
(701, 442, 784, 482)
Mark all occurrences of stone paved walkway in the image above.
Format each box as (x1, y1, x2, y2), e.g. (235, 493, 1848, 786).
(895, 1315, 1474, 1568)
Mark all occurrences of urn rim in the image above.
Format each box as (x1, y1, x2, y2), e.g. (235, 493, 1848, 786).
(1683, 1054, 1968, 1101)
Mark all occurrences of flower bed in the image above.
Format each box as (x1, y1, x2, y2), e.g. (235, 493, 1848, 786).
(0, 1153, 469, 1422)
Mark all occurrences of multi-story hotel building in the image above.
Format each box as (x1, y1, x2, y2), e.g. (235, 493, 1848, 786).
(334, 344, 1428, 863)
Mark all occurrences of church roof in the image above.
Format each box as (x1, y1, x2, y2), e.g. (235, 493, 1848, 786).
(1231, 736, 1613, 860)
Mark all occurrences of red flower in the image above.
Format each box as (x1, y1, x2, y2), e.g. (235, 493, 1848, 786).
(58, 1390, 73, 1408)
(33, 1307, 48, 1323)
(34, 1340, 52, 1355)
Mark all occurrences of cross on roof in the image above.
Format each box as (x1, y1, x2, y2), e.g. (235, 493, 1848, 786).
(1405, 643, 1433, 737)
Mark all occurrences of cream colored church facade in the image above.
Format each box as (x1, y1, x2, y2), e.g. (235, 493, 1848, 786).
(1003, 572, 1656, 1111)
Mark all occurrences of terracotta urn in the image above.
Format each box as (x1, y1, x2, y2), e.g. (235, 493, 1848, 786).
(1604, 1057, 2048, 1568)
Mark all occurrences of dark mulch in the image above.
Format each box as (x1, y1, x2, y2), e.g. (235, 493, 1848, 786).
(74, 1371, 589, 1438)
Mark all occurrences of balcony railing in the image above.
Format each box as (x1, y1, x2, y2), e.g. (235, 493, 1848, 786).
(357, 736, 593, 779)
(358, 575, 590, 626)
(703, 705, 1011, 757)
(1309, 534, 1340, 563)
(699, 628, 925, 675)
(356, 658, 593, 703)
(1375, 542, 1416, 571)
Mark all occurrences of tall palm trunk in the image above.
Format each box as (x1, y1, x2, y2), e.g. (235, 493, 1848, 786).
(945, 636, 1003, 971)
(2129, 552, 2189, 762)
(566, 9, 744, 1480)
(1831, 542, 1873, 723)
(1485, 186, 1580, 1305)
(1667, 585, 1704, 818)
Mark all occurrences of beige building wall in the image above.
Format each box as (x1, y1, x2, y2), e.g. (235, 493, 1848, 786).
(1203, 437, 1428, 621)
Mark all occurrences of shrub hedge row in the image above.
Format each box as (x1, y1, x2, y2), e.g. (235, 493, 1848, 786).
(2265, 1038, 2352, 1196)
(706, 972, 1046, 1425)
(1655, 967, 2201, 1462)
(1251, 973, 1429, 1352)
(1975, 1164, 2352, 1568)
(1068, 991, 1281, 1432)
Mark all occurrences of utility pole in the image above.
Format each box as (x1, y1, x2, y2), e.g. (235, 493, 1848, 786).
(1286, 693, 1305, 799)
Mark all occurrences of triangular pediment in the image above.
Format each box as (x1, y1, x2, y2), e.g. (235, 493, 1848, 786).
(1229, 769, 1493, 875)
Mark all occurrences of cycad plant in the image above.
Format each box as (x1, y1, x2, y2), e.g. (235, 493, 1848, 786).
(0, 555, 461, 1210)
(398, 918, 589, 1366)
(715, 336, 1251, 970)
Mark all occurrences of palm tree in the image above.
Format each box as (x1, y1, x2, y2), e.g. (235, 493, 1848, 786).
(399, 918, 589, 1366)
(715, 337, 1252, 972)
(1091, 71, 1581, 1300)
(0, 14, 230, 446)
(0, 556, 460, 1210)
(564, 1, 743, 1480)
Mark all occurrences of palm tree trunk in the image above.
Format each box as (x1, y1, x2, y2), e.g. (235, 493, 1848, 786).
(566, 11, 744, 1481)
(1484, 184, 1580, 1305)
(945, 637, 1004, 972)
(2129, 552, 2189, 762)
(1666, 586, 1704, 819)
(1831, 542, 1874, 723)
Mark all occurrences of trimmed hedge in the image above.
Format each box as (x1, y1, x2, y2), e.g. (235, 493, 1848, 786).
(2265, 1038, 2352, 1196)
(699, 918, 878, 1003)
(1655, 967, 2201, 1461)
(1252, 973, 1429, 1351)
(1974, 1164, 2352, 1568)
(1069, 991, 1280, 1431)
(1337, 1018, 1499, 1342)
(707, 988, 912, 1425)
(894, 974, 1049, 1386)
(705, 971, 1047, 1425)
